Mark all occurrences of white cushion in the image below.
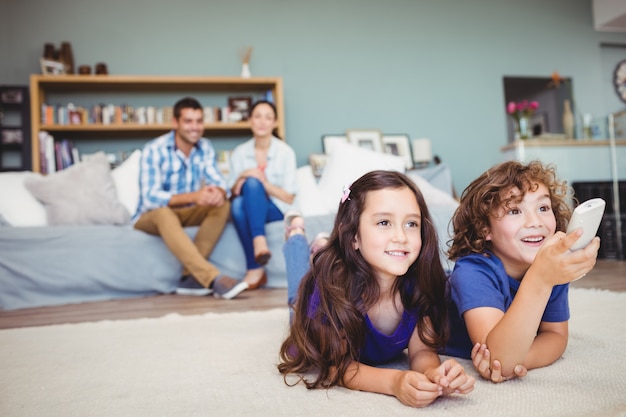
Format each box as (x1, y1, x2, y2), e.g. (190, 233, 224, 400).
(0, 172, 47, 226)
(294, 165, 330, 217)
(24, 152, 130, 226)
(317, 141, 406, 213)
(111, 149, 142, 217)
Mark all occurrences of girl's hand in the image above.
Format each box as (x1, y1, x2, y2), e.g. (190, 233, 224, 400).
(391, 370, 442, 408)
(471, 343, 527, 383)
(424, 358, 476, 395)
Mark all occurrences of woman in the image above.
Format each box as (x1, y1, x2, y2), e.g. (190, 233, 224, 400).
(229, 100, 298, 291)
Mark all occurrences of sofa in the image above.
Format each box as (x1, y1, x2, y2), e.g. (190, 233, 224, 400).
(0, 140, 459, 310)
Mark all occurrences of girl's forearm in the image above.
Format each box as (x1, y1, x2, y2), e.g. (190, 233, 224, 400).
(342, 361, 401, 396)
(409, 349, 442, 375)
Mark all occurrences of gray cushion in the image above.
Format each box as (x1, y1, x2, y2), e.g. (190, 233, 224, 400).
(24, 152, 130, 226)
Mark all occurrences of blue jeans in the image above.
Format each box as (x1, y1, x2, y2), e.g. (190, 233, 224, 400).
(231, 177, 283, 269)
(282, 234, 311, 320)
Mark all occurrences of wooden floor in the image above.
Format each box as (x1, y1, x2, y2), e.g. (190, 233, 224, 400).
(1, 259, 624, 330)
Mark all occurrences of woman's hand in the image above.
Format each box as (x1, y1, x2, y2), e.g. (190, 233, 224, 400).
(424, 358, 476, 395)
(471, 343, 527, 383)
(232, 168, 267, 196)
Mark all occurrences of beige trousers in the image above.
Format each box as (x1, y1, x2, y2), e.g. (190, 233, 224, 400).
(134, 201, 230, 288)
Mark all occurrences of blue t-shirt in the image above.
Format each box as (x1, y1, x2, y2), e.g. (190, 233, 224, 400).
(442, 252, 570, 359)
(307, 286, 418, 365)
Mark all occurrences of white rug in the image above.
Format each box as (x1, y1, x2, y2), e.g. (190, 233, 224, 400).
(1, 288, 625, 417)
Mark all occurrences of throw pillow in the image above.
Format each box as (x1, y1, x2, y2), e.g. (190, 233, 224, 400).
(111, 149, 141, 217)
(317, 141, 406, 213)
(24, 151, 131, 225)
(294, 165, 330, 217)
(0, 171, 48, 226)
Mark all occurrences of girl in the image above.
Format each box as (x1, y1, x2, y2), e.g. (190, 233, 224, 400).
(278, 170, 475, 408)
(443, 160, 600, 382)
(228, 100, 298, 291)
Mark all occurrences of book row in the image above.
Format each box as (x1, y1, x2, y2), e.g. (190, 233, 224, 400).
(38, 131, 80, 174)
(40, 103, 256, 126)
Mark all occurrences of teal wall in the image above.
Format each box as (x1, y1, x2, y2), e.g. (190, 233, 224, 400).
(2, 0, 626, 191)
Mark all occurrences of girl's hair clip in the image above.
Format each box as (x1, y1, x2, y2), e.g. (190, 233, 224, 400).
(341, 184, 351, 203)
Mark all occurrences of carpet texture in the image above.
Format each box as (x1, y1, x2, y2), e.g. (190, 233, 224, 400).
(1, 288, 625, 417)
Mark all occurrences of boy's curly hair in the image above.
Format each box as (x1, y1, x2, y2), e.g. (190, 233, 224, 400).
(447, 160, 572, 260)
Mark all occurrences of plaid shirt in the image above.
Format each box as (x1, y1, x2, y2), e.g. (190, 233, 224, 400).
(133, 131, 228, 222)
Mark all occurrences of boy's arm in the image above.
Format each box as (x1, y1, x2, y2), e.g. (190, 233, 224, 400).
(465, 275, 553, 377)
(464, 299, 565, 378)
(465, 230, 596, 377)
(525, 320, 568, 369)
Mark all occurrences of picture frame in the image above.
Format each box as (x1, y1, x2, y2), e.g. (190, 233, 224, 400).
(346, 129, 383, 153)
(308, 153, 327, 177)
(40, 58, 66, 75)
(321, 134, 348, 154)
(0, 89, 23, 104)
(1, 129, 23, 145)
(382, 134, 413, 169)
(228, 96, 253, 121)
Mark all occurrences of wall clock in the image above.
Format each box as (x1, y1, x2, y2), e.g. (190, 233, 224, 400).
(614, 59, 626, 104)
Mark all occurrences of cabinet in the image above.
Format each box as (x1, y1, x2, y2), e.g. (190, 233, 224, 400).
(29, 75, 285, 173)
(0, 85, 31, 171)
(501, 138, 626, 184)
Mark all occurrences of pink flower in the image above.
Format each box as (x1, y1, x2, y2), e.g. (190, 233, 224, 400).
(506, 102, 517, 114)
(505, 100, 539, 120)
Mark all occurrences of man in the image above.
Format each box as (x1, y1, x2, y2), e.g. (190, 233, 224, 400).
(133, 97, 247, 299)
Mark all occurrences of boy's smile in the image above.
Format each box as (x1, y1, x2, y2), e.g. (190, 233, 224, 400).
(485, 183, 557, 280)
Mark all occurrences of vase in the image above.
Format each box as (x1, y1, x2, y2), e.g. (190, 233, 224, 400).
(515, 116, 532, 140)
(59, 42, 74, 74)
(563, 99, 575, 139)
(241, 63, 251, 78)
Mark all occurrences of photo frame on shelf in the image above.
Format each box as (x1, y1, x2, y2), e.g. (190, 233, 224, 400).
(228, 96, 253, 120)
(382, 134, 413, 169)
(321, 134, 348, 154)
(346, 129, 383, 153)
(308, 153, 327, 177)
(1, 129, 23, 145)
(0, 89, 23, 104)
(40, 58, 66, 76)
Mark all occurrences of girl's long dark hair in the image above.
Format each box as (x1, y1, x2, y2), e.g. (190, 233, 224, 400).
(278, 170, 449, 389)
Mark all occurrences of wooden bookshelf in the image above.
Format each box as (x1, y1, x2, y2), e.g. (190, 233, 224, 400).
(29, 75, 285, 172)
